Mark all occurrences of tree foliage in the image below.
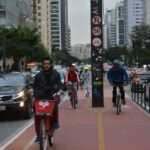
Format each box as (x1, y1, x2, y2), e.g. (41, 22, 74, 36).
(131, 25, 150, 65)
(0, 26, 49, 61)
(51, 50, 80, 65)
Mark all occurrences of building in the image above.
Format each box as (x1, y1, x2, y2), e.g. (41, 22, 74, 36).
(144, 0, 150, 25)
(105, 9, 116, 48)
(51, 0, 61, 50)
(124, 0, 144, 47)
(61, 0, 71, 51)
(0, 0, 32, 28)
(116, 1, 125, 46)
(32, 0, 51, 54)
(32, 0, 51, 53)
(70, 44, 91, 60)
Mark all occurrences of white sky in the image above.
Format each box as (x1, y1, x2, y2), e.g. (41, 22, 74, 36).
(68, 0, 121, 45)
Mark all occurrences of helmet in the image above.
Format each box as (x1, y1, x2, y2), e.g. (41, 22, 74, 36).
(113, 60, 121, 67)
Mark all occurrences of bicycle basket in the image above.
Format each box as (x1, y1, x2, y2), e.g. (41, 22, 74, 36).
(34, 100, 56, 114)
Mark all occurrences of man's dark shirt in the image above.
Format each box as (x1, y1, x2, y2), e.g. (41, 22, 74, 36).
(33, 68, 61, 100)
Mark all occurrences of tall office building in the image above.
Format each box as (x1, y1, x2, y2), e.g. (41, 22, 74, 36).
(124, 0, 144, 47)
(51, 0, 61, 50)
(61, 0, 71, 51)
(116, 1, 125, 46)
(105, 9, 116, 48)
(32, 0, 51, 54)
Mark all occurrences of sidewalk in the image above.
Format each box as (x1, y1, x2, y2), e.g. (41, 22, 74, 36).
(4, 81, 150, 150)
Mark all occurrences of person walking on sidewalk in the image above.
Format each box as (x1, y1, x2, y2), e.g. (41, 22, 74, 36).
(33, 58, 62, 142)
(107, 60, 129, 107)
(65, 64, 80, 108)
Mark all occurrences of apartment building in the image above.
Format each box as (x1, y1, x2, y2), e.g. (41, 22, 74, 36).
(124, 0, 144, 47)
(51, 0, 61, 50)
(32, 0, 51, 54)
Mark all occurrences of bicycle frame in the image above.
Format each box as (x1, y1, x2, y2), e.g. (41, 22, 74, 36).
(34, 100, 56, 150)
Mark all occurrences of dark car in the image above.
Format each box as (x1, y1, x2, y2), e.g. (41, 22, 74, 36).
(0, 72, 33, 119)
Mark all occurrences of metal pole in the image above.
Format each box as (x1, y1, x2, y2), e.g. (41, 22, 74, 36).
(91, 0, 104, 107)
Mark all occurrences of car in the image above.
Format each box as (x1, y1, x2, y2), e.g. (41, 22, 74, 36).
(0, 72, 33, 119)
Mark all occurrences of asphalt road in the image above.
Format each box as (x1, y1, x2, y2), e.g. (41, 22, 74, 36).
(0, 111, 33, 147)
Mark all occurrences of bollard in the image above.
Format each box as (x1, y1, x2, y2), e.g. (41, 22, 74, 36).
(149, 87, 150, 113)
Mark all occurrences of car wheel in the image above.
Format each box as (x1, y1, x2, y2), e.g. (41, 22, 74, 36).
(23, 101, 33, 119)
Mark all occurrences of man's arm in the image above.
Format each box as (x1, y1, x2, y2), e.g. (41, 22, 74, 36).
(33, 74, 44, 98)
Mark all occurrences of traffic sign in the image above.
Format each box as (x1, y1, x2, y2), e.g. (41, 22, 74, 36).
(92, 38, 102, 47)
(92, 16, 101, 25)
(92, 27, 101, 36)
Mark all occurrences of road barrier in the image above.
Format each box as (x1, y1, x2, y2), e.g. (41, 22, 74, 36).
(131, 82, 150, 113)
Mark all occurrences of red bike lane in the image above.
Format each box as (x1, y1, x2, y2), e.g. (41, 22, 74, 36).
(3, 81, 150, 150)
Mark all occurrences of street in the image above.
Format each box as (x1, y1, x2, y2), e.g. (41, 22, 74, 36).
(0, 111, 33, 147)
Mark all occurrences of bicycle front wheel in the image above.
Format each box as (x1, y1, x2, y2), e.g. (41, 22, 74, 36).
(39, 120, 48, 150)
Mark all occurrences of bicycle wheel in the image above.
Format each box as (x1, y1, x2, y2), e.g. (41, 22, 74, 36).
(116, 95, 121, 115)
(39, 119, 48, 150)
(72, 89, 77, 109)
(39, 120, 44, 150)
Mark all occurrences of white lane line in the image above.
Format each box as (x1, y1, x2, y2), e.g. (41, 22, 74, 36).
(23, 136, 36, 150)
(0, 119, 34, 150)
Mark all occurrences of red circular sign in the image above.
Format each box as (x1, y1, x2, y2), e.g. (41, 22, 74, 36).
(92, 16, 101, 25)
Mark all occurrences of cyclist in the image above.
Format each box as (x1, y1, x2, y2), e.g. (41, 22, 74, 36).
(33, 58, 61, 143)
(80, 68, 91, 97)
(107, 60, 129, 107)
(65, 64, 80, 107)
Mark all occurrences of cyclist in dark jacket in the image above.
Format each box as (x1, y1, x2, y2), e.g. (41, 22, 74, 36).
(33, 58, 61, 142)
(107, 60, 129, 107)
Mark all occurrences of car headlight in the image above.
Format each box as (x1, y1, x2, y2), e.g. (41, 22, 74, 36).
(14, 91, 25, 99)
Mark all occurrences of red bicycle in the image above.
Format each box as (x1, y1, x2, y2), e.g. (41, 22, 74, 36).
(34, 99, 57, 150)
(67, 82, 78, 109)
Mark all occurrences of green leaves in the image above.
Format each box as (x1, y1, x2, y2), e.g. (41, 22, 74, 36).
(0, 26, 49, 61)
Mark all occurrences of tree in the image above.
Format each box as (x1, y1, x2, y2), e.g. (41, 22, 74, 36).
(51, 50, 80, 65)
(131, 25, 150, 66)
(105, 46, 128, 63)
(0, 26, 49, 70)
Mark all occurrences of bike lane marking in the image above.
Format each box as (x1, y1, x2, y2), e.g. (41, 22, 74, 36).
(97, 111, 105, 150)
(0, 119, 33, 150)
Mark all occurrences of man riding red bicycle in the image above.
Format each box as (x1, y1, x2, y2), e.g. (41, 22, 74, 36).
(33, 58, 61, 143)
(65, 64, 80, 108)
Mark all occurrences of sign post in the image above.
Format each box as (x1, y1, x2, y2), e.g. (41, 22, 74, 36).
(91, 0, 104, 107)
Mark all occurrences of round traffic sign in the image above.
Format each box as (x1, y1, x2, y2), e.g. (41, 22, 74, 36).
(92, 38, 102, 47)
(92, 16, 101, 25)
(92, 27, 101, 36)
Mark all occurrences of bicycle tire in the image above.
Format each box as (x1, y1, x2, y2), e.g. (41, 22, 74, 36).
(39, 119, 48, 150)
(116, 95, 121, 115)
(39, 120, 44, 150)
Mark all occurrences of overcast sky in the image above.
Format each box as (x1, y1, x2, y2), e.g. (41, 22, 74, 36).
(68, 0, 121, 45)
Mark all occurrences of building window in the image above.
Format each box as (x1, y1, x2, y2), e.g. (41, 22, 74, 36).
(38, 12, 41, 16)
(38, 6, 41, 10)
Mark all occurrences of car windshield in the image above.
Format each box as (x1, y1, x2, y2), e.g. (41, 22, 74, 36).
(0, 74, 25, 87)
